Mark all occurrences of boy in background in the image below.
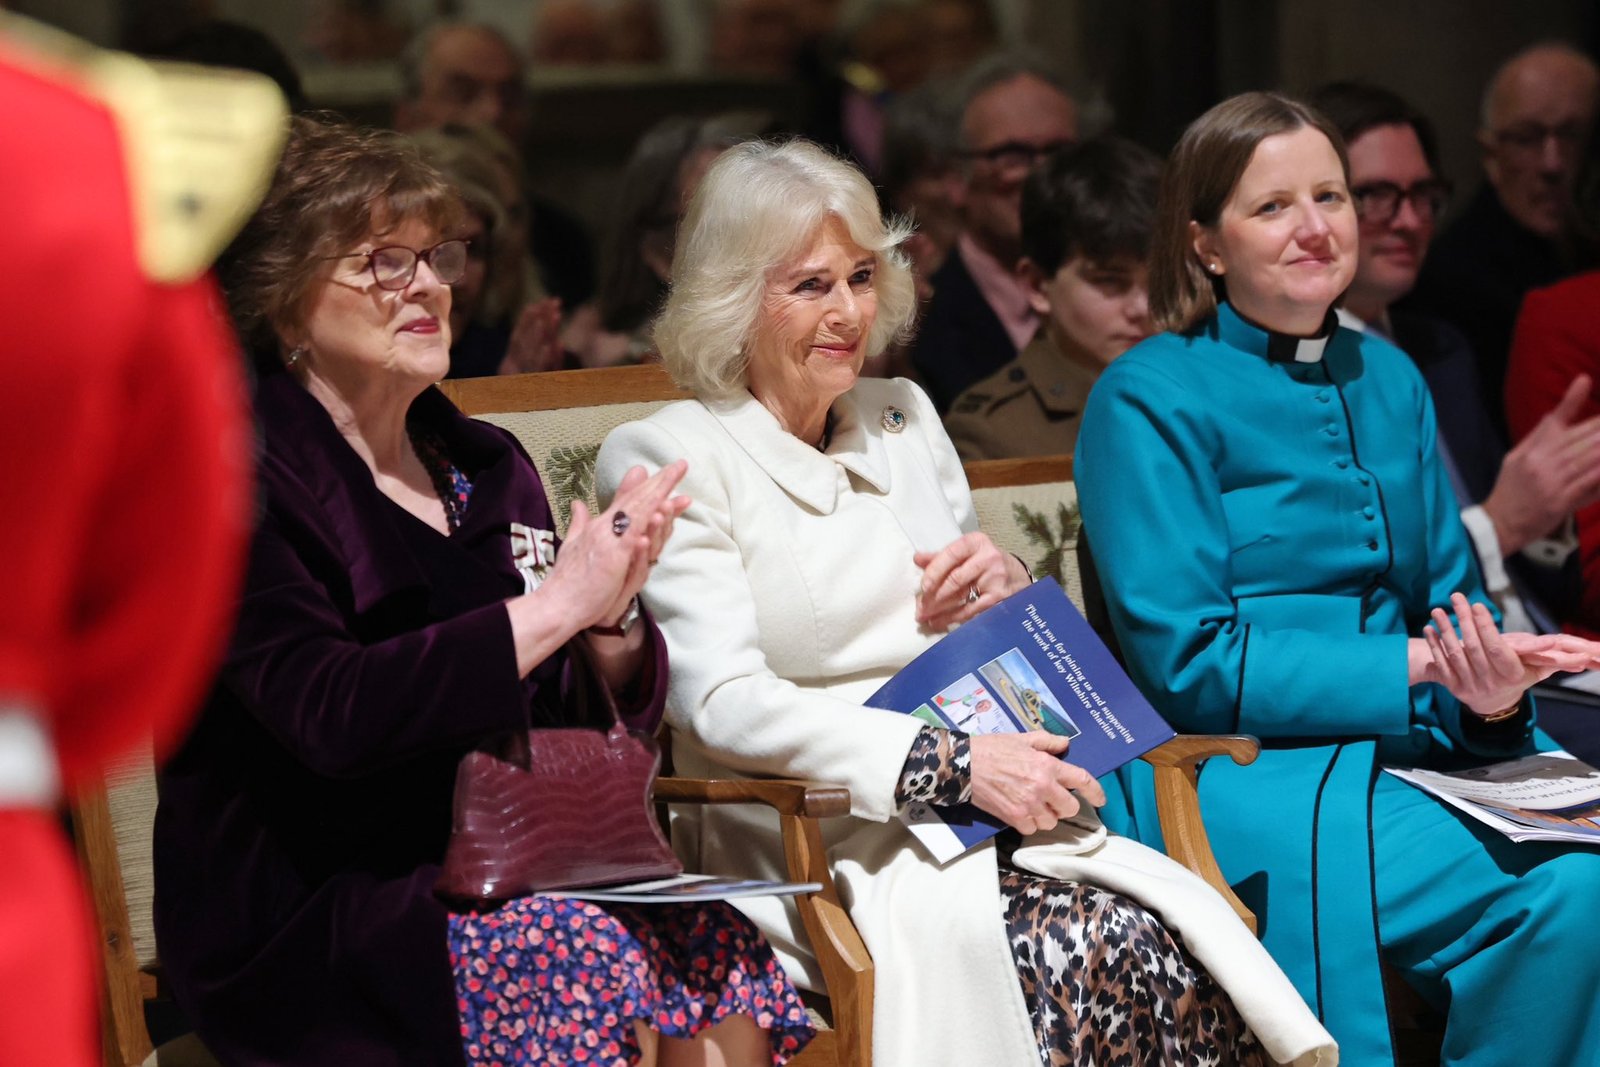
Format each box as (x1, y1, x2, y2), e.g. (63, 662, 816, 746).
(945, 138, 1159, 462)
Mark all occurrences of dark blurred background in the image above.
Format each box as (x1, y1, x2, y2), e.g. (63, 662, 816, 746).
(19, 0, 1596, 260)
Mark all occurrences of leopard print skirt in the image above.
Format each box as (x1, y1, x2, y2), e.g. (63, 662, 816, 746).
(897, 727, 1268, 1065)
(999, 868, 1268, 1066)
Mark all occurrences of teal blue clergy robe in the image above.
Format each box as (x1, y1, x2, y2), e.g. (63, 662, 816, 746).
(1075, 302, 1542, 1065)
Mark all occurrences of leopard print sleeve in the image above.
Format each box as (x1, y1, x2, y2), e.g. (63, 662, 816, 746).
(894, 725, 974, 807)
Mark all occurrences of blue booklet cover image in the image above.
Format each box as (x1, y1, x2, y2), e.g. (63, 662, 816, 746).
(869, 577, 1174, 861)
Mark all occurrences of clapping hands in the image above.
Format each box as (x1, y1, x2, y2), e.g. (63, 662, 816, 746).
(496, 298, 566, 376)
(1482, 374, 1600, 554)
(1502, 631, 1600, 673)
(540, 460, 690, 632)
(1420, 593, 1593, 720)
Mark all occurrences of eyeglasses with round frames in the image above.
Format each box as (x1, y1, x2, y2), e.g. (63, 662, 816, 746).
(325, 239, 471, 291)
(1350, 179, 1453, 225)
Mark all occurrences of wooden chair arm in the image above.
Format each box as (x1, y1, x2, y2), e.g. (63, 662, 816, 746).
(652, 775, 874, 1064)
(1138, 734, 1260, 936)
(1140, 734, 1259, 769)
(653, 776, 851, 819)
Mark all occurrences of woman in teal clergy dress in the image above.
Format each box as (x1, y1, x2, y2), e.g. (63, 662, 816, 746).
(1075, 92, 1600, 1067)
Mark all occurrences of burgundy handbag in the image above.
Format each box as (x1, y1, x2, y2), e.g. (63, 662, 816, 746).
(435, 639, 681, 906)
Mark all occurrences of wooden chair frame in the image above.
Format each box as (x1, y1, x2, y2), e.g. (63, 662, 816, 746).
(74, 784, 160, 1067)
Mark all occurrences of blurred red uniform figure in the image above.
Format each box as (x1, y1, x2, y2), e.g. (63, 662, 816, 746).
(0, 18, 282, 1066)
(1507, 271, 1600, 638)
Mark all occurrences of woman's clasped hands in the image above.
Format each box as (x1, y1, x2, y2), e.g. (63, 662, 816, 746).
(914, 531, 1032, 630)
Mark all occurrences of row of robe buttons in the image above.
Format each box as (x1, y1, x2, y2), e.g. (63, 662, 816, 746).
(1318, 389, 1381, 552)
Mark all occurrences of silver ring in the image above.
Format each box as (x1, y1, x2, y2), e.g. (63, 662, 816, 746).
(967, 585, 980, 604)
(611, 512, 631, 537)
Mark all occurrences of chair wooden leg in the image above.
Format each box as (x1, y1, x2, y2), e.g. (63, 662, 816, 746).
(1143, 736, 1259, 935)
(780, 812, 872, 1067)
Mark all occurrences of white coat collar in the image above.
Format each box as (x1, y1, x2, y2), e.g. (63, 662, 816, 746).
(703, 387, 893, 514)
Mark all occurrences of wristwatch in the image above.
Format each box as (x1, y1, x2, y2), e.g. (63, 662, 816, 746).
(589, 596, 641, 637)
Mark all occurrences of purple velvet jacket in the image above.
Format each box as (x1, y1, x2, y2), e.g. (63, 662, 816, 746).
(153, 368, 667, 1067)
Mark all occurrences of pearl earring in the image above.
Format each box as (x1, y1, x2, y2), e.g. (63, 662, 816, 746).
(287, 346, 307, 368)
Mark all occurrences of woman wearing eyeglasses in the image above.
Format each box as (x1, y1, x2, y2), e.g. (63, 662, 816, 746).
(153, 117, 813, 1067)
(1076, 91, 1600, 1066)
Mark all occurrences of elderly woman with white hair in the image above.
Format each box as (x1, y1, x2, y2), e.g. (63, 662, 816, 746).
(596, 140, 1292, 1067)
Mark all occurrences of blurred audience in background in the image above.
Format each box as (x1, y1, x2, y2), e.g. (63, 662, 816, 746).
(394, 21, 597, 309)
(395, 21, 526, 139)
(708, 0, 808, 79)
(305, 0, 412, 63)
(527, 0, 667, 66)
(608, 0, 669, 65)
(1406, 42, 1600, 433)
(144, 19, 310, 112)
(880, 80, 965, 294)
(410, 123, 565, 377)
(922, 0, 1000, 77)
(562, 110, 774, 367)
(528, 0, 609, 66)
(909, 52, 1079, 412)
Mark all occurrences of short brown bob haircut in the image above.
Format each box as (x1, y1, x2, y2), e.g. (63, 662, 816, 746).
(1149, 92, 1349, 334)
(222, 114, 465, 359)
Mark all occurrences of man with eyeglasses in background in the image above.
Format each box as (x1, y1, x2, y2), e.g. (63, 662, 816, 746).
(908, 52, 1078, 412)
(395, 21, 597, 311)
(1312, 83, 1600, 721)
(1405, 42, 1600, 435)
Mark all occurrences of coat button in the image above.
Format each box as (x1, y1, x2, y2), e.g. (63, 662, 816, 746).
(1335, 458, 1350, 469)
(1366, 540, 1380, 551)
(1357, 474, 1371, 486)
(1316, 391, 1331, 403)
(1362, 506, 1375, 520)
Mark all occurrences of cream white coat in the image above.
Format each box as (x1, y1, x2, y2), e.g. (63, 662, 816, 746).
(596, 376, 1337, 1067)
(597, 377, 1042, 1067)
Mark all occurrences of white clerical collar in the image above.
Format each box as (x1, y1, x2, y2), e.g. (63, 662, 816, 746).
(1216, 301, 1338, 364)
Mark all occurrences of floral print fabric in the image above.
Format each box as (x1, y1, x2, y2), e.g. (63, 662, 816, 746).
(449, 895, 813, 1066)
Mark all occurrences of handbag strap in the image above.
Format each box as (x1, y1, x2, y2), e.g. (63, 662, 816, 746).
(501, 638, 628, 768)
(562, 636, 627, 737)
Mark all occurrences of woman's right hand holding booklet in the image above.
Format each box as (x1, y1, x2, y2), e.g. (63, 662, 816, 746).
(969, 733, 1107, 836)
